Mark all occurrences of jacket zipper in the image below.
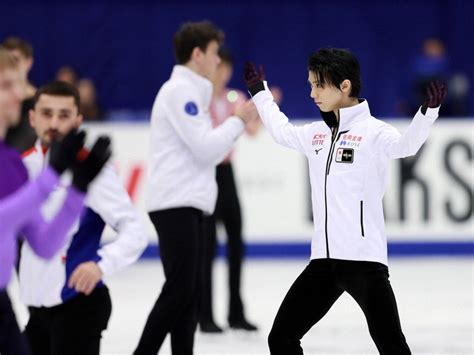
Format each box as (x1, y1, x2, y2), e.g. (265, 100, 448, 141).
(326, 130, 348, 175)
(323, 124, 339, 258)
(323, 127, 348, 258)
(360, 200, 365, 237)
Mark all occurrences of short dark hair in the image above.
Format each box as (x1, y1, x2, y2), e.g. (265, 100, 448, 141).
(173, 21, 224, 64)
(3, 36, 33, 58)
(218, 46, 233, 65)
(308, 48, 361, 98)
(33, 81, 81, 111)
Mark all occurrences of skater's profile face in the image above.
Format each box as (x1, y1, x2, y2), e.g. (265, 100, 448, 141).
(308, 71, 351, 113)
(195, 40, 221, 79)
(0, 67, 24, 128)
(29, 94, 83, 147)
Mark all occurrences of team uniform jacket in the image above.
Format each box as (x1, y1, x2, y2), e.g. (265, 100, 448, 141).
(252, 82, 440, 266)
(146, 65, 245, 215)
(19, 141, 148, 307)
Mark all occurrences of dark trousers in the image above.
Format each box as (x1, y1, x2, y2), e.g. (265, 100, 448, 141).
(268, 259, 411, 355)
(24, 285, 111, 355)
(134, 207, 205, 355)
(200, 163, 245, 324)
(0, 289, 31, 355)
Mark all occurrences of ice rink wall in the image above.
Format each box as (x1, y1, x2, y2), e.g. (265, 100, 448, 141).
(86, 118, 474, 258)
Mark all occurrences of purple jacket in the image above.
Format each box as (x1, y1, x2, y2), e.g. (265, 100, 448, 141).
(0, 141, 85, 289)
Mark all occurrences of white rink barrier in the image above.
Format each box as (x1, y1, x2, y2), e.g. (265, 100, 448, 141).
(84, 119, 473, 255)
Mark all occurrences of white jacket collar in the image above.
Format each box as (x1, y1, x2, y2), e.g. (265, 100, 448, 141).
(34, 139, 46, 154)
(338, 99, 370, 131)
(32, 139, 49, 168)
(321, 99, 370, 131)
(170, 65, 213, 105)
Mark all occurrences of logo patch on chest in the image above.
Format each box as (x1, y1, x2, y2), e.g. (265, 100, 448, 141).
(340, 134, 363, 147)
(335, 148, 354, 163)
(312, 133, 327, 146)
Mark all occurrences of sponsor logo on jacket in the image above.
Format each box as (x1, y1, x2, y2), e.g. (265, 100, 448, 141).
(340, 134, 363, 147)
(312, 133, 327, 146)
(336, 148, 354, 163)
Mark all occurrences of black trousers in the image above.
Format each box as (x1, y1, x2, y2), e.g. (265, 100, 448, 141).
(24, 285, 111, 355)
(134, 207, 205, 355)
(200, 163, 245, 324)
(268, 259, 411, 355)
(0, 289, 31, 355)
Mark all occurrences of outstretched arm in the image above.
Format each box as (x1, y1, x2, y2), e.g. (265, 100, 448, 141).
(378, 81, 448, 159)
(244, 62, 309, 154)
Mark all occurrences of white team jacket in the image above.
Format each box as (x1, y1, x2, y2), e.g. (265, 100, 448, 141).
(19, 141, 148, 307)
(146, 65, 245, 215)
(253, 82, 440, 266)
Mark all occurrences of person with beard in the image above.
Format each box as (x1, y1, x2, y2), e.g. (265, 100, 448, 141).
(0, 47, 110, 355)
(20, 81, 148, 355)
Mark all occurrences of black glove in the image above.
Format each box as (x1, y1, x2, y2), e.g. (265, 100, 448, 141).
(49, 130, 86, 175)
(72, 136, 112, 192)
(244, 61, 266, 96)
(421, 80, 448, 115)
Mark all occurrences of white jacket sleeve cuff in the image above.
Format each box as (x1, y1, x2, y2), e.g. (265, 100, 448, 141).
(419, 106, 440, 122)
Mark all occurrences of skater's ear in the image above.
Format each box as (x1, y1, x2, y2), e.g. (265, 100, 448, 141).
(340, 79, 352, 96)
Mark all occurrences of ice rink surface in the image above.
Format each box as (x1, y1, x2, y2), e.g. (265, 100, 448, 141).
(9, 257, 473, 354)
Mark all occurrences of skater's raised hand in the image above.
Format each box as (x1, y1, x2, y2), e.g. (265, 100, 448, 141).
(244, 62, 266, 96)
(244, 62, 265, 87)
(421, 80, 448, 115)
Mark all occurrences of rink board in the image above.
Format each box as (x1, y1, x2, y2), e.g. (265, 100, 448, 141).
(83, 119, 474, 257)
